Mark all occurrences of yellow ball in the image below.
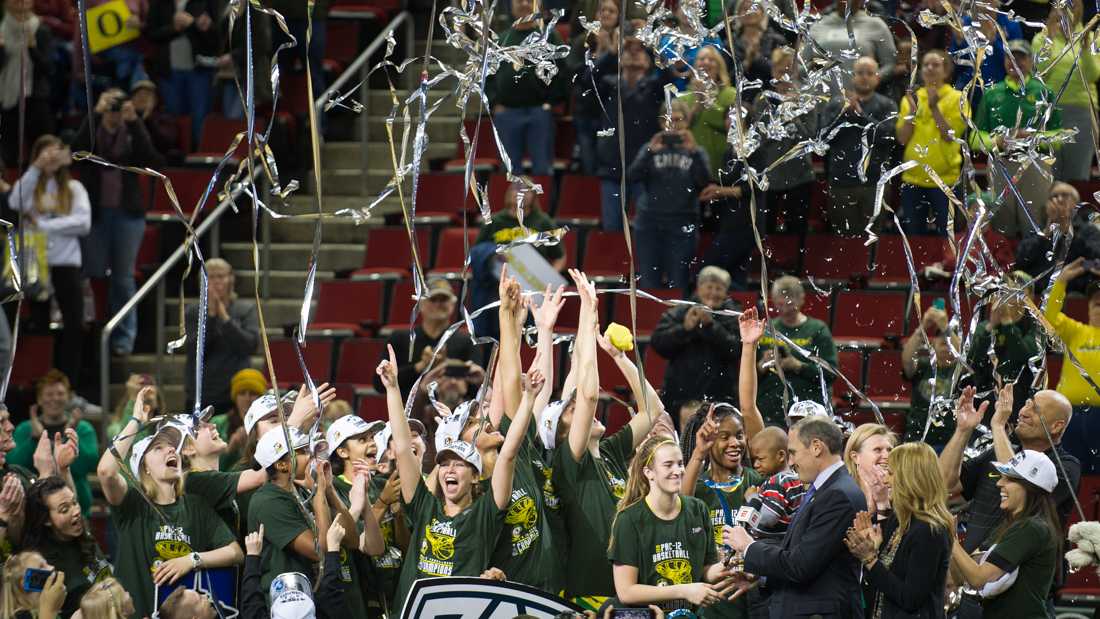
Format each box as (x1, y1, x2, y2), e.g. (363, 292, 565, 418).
(604, 322, 635, 352)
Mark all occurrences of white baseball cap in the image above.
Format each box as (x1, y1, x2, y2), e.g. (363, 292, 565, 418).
(373, 419, 427, 464)
(434, 400, 475, 456)
(435, 439, 483, 475)
(244, 394, 281, 435)
(269, 573, 315, 619)
(787, 400, 828, 420)
(129, 436, 156, 478)
(993, 449, 1057, 493)
(537, 390, 575, 450)
(255, 426, 311, 469)
(325, 415, 383, 458)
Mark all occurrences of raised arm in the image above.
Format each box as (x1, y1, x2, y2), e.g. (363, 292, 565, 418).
(683, 407, 718, 497)
(497, 265, 525, 422)
(567, 269, 601, 462)
(531, 284, 566, 417)
(96, 386, 155, 506)
(377, 346, 421, 504)
(738, 308, 766, 442)
(494, 366, 544, 510)
(596, 329, 665, 448)
(989, 383, 1016, 463)
(348, 471, 385, 556)
(938, 386, 986, 492)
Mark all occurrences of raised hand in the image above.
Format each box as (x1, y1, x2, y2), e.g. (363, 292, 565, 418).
(133, 386, 156, 424)
(991, 382, 1014, 429)
(533, 284, 566, 332)
(523, 367, 546, 396)
(290, 382, 337, 425)
(693, 405, 719, 457)
(350, 471, 369, 517)
(568, 269, 598, 310)
(245, 524, 265, 556)
(954, 385, 988, 434)
(326, 520, 346, 552)
(738, 306, 765, 345)
(498, 264, 522, 315)
(376, 345, 399, 391)
(0, 474, 23, 521)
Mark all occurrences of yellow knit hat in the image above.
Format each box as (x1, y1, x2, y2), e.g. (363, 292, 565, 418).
(230, 368, 268, 400)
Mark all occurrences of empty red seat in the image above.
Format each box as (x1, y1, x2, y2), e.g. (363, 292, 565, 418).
(10, 335, 55, 387)
(429, 228, 479, 278)
(414, 174, 476, 224)
(555, 176, 602, 227)
(487, 174, 552, 212)
(324, 20, 360, 66)
(309, 280, 385, 336)
(266, 339, 334, 385)
(597, 349, 631, 394)
(135, 226, 161, 273)
(334, 338, 386, 388)
(750, 234, 801, 276)
(1047, 354, 1063, 388)
(611, 289, 681, 340)
(862, 350, 911, 407)
(729, 291, 759, 310)
(357, 393, 387, 423)
(869, 235, 945, 287)
(643, 346, 669, 387)
(186, 114, 263, 163)
(602, 400, 633, 435)
(803, 236, 871, 284)
(352, 227, 431, 280)
(832, 290, 907, 347)
(833, 349, 864, 403)
(582, 230, 631, 283)
(444, 119, 501, 172)
(154, 168, 219, 218)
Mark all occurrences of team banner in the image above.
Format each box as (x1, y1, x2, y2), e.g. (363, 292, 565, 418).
(402, 577, 583, 619)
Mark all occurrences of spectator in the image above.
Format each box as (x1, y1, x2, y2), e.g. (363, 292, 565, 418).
(896, 50, 967, 236)
(700, 117, 756, 289)
(105, 373, 164, 440)
(844, 423, 895, 516)
(1016, 183, 1100, 294)
(23, 476, 113, 617)
(157, 586, 218, 619)
(727, 0, 787, 98)
(751, 46, 816, 235)
(1035, 3, 1100, 181)
(217, 0, 272, 120)
(268, 0, 328, 112)
(820, 56, 897, 236)
(211, 367, 267, 468)
(570, 0, 646, 35)
(484, 0, 568, 176)
(970, 40, 1061, 238)
(657, 4, 724, 92)
(1041, 256, 1100, 474)
(71, 0, 148, 99)
(650, 266, 742, 417)
(804, 0, 896, 91)
(900, 306, 959, 450)
(966, 271, 1043, 404)
(9, 135, 91, 383)
(145, 0, 219, 148)
(878, 36, 912, 104)
(130, 79, 184, 165)
(949, 450, 1063, 619)
(475, 178, 566, 268)
(566, 0, 619, 176)
(184, 258, 260, 413)
(0, 551, 66, 619)
(677, 45, 737, 178)
(949, 0, 1022, 94)
(843, 442, 953, 619)
(755, 276, 838, 428)
(72, 89, 165, 356)
(9, 369, 99, 516)
(627, 99, 710, 289)
(374, 276, 476, 401)
(595, 34, 664, 232)
(32, 0, 71, 114)
(0, 0, 55, 167)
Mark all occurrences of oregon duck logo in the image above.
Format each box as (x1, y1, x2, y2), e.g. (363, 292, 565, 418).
(655, 558, 693, 586)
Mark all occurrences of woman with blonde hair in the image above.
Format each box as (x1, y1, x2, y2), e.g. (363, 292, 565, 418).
(844, 423, 896, 517)
(75, 578, 133, 619)
(844, 442, 953, 618)
(678, 45, 737, 177)
(9, 134, 91, 382)
(608, 434, 734, 613)
(1, 551, 66, 619)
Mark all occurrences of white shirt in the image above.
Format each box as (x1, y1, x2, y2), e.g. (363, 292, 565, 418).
(10, 166, 92, 267)
(811, 459, 846, 492)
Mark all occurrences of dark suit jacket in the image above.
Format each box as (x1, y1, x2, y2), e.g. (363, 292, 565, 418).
(864, 517, 951, 619)
(744, 464, 867, 618)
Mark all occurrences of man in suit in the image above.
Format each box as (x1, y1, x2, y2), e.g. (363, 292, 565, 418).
(725, 416, 867, 618)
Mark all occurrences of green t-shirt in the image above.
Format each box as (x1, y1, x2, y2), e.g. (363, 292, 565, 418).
(967, 318, 1042, 394)
(905, 359, 957, 446)
(247, 483, 317, 594)
(36, 534, 113, 617)
(693, 468, 764, 619)
(186, 470, 242, 538)
(211, 412, 245, 471)
(983, 517, 1058, 619)
(608, 496, 718, 613)
(532, 453, 567, 593)
(112, 486, 237, 619)
(491, 416, 555, 591)
(330, 475, 372, 619)
(365, 472, 404, 610)
(757, 318, 837, 427)
(551, 425, 634, 598)
(392, 479, 504, 615)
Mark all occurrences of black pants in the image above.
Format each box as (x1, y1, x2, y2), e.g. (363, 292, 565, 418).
(31, 265, 84, 384)
(764, 182, 813, 235)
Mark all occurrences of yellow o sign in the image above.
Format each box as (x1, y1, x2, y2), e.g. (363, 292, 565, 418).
(85, 0, 140, 54)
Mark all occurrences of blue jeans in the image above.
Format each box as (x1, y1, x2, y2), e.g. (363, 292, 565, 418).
(900, 183, 951, 236)
(274, 18, 327, 95)
(634, 220, 697, 290)
(159, 68, 214, 149)
(99, 43, 149, 89)
(1065, 406, 1100, 474)
(573, 115, 599, 175)
(600, 179, 642, 232)
(82, 208, 146, 354)
(494, 106, 554, 176)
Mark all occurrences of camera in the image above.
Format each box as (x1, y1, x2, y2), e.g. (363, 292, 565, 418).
(109, 97, 129, 112)
(661, 131, 683, 148)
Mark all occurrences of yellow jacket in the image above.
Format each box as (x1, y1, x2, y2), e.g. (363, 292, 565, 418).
(897, 84, 969, 188)
(1045, 279, 1100, 405)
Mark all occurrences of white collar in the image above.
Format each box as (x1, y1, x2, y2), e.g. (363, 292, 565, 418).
(812, 459, 845, 491)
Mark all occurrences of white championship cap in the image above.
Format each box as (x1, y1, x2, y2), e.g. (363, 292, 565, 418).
(993, 449, 1057, 493)
(786, 400, 828, 420)
(373, 419, 427, 464)
(244, 394, 281, 435)
(435, 439, 483, 475)
(255, 426, 310, 469)
(325, 415, 382, 459)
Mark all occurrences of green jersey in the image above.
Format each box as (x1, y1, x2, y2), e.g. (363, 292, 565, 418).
(551, 425, 634, 598)
(757, 318, 837, 427)
(247, 483, 317, 593)
(905, 359, 957, 447)
(982, 517, 1058, 619)
(694, 468, 765, 619)
(186, 470, 242, 537)
(967, 318, 1042, 394)
(365, 472, 404, 611)
(393, 479, 504, 615)
(532, 453, 566, 593)
(112, 486, 236, 619)
(608, 496, 718, 613)
(36, 534, 113, 618)
(330, 475, 372, 619)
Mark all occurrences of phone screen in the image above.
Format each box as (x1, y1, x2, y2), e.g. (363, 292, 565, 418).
(610, 610, 655, 619)
(23, 568, 52, 593)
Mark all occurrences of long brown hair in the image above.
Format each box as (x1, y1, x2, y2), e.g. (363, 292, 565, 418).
(887, 443, 954, 537)
(607, 435, 681, 553)
(29, 135, 73, 216)
(992, 477, 1063, 559)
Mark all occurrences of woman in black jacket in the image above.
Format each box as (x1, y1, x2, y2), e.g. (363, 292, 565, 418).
(845, 442, 954, 619)
(0, 0, 55, 166)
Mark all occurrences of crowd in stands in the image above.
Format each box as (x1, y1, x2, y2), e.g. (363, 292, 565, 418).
(0, 0, 1100, 616)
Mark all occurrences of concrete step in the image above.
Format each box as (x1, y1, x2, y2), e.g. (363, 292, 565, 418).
(364, 89, 483, 115)
(221, 241, 365, 272)
(234, 269, 337, 297)
(307, 167, 397, 196)
(269, 217, 373, 243)
(165, 296, 313, 331)
(363, 116, 464, 143)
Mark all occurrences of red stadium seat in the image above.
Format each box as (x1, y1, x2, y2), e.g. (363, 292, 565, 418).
(357, 393, 387, 423)
(352, 227, 431, 280)
(729, 291, 759, 310)
(803, 236, 871, 284)
(309, 280, 385, 336)
(265, 339, 334, 385)
(1047, 354, 1063, 389)
(643, 346, 669, 388)
(487, 174, 552, 212)
(832, 290, 907, 348)
(750, 234, 801, 276)
(869, 235, 945, 287)
(429, 228, 479, 278)
(582, 230, 631, 283)
(611, 289, 680, 340)
(334, 338, 386, 389)
(597, 349, 631, 395)
(153, 168, 220, 219)
(862, 350, 911, 408)
(602, 400, 633, 435)
(556, 176, 602, 227)
(186, 114, 262, 164)
(833, 349, 864, 403)
(414, 174, 476, 224)
(444, 119, 501, 172)
(10, 336, 55, 387)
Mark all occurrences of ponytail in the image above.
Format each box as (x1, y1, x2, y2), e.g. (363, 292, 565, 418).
(607, 435, 681, 553)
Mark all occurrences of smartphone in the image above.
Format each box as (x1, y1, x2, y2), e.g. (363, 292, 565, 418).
(23, 568, 52, 593)
(611, 609, 656, 619)
(444, 361, 468, 378)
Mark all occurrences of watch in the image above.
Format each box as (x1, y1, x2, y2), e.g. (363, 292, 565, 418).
(190, 552, 202, 570)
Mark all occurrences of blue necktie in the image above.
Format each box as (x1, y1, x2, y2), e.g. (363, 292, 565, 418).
(791, 483, 816, 526)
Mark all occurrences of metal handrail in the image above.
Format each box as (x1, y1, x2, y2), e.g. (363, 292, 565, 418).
(99, 178, 251, 411)
(315, 10, 411, 114)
